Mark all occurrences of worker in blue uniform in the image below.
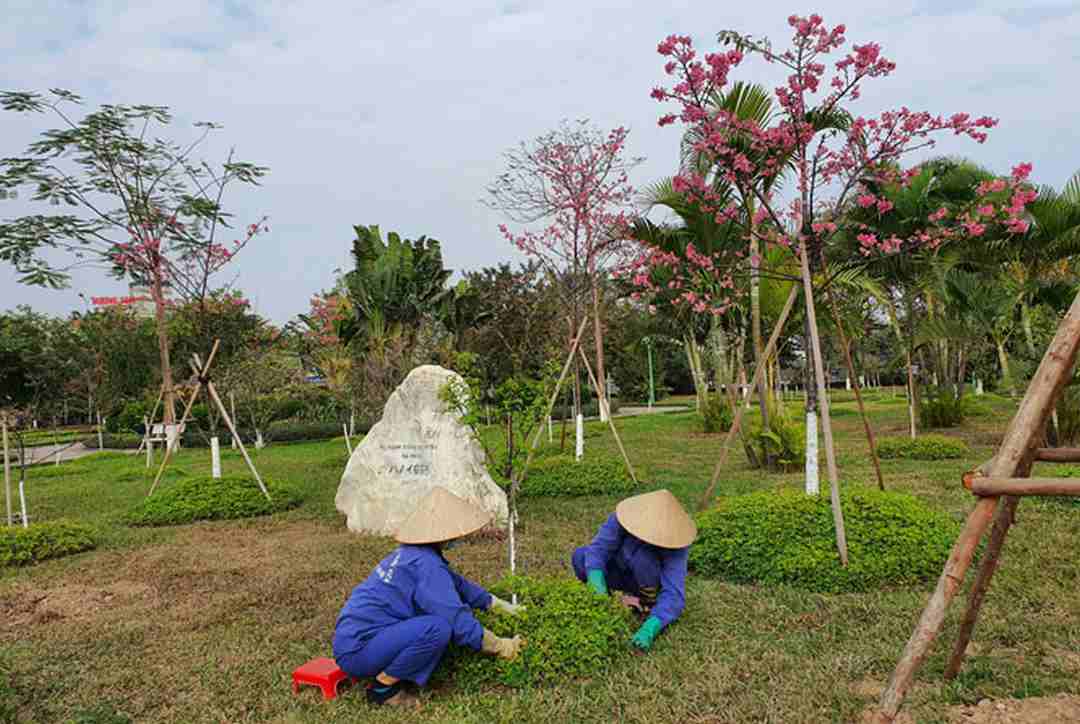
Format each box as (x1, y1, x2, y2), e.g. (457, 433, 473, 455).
(333, 487, 525, 707)
(571, 488, 696, 652)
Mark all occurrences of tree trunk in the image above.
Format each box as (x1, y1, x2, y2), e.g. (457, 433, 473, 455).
(906, 347, 918, 439)
(804, 320, 820, 496)
(151, 270, 177, 438)
(1021, 302, 1037, 358)
(750, 219, 769, 434)
(996, 339, 1014, 395)
(590, 281, 608, 422)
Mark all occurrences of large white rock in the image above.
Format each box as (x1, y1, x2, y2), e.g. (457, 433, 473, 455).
(335, 365, 508, 536)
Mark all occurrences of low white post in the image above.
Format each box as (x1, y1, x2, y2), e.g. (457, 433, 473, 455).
(575, 413, 584, 461)
(210, 436, 222, 479)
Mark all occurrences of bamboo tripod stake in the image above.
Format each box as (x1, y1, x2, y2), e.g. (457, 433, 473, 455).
(698, 284, 799, 511)
(577, 346, 638, 485)
(146, 340, 271, 502)
(875, 287, 1080, 722)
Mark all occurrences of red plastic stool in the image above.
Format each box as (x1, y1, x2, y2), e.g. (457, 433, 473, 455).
(291, 657, 356, 700)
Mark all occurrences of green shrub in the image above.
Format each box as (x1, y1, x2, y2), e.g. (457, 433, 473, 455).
(84, 433, 143, 449)
(691, 488, 960, 592)
(876, 434, 968, 460)
(741, 404, 806, 472)
(491, 455, 636, 497)
(918, 388, 968, 428)
(108, 401, 149, 434)
(0, 520, 96, 567)
(700, 394, 733, 433)
(435, 576, 634, 690)
(125, 474, 302, 526)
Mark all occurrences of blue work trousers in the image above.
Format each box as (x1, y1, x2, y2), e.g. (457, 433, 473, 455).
(335, 615, 452, 687)
(571, 546, 639, 594)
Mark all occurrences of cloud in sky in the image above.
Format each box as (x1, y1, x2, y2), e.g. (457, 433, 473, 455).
(2, 0, 1078, 322)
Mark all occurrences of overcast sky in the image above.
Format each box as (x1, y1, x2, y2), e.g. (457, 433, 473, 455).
(2, 0, 1078, 324)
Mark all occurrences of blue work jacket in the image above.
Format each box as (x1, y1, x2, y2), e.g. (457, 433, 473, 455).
(333, 544, 492, 657)
(584, 513, 688, 628)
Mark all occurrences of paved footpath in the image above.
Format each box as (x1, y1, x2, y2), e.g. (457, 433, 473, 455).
(11, 442, 131, 466)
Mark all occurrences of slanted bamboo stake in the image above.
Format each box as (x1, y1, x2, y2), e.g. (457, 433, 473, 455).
(824, 281, 884, 491)
(577, 347, 638, 485)
(229, 391, 238, 449)
(797, 238, 848, 565)
(876, 288, 1080, 723)
(943, 495, 1020, 681)
(698, 285, 799, 512)
(515, 317, 590, 489)
(147, 340, 220, 497)
(207, 379, 271, 501)
(2, 416, 11, 526)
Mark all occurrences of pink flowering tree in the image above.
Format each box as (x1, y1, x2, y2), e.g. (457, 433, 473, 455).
(0, 90, 268, 429)
(487, 119, 643, 420)
(640, 16, 1034, 563)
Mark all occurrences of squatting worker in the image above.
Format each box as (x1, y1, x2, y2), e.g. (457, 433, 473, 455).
(571, 488, 696, 652)
(333, 487, 527, 708)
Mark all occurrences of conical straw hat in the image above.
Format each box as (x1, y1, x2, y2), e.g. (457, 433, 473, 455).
(395, 487, 492, 545)
(615, 489, 697, 549)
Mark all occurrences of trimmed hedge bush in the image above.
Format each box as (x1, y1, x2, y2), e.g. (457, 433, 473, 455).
(126, 474, 303, 526)
(876, 434, 969, 460)
(435, 575, 634, 690)
(691, 488, 960, 592)
(700, 394, 733, 433)
(89, 422, 345, 450)
(0, 520, 96, 567)
(490, 454, 637, 497)
(919, 388, 968, 428)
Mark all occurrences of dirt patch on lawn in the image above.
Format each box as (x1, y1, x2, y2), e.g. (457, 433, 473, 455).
(945, 694, 1080, 722)
(0, 580, 154, 628)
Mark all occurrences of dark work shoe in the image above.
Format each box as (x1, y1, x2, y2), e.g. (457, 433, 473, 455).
(366, 681, 420, 708)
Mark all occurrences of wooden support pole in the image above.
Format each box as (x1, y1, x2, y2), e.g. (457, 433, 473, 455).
(876, 287, 1080, 722)
(797, 237, 847, 566)
(2, 416, 11, 526)
(824, 277, 884, 491)
(1034, 447, 1080, 463)
(577, 346, 638, 485)
(147, 340, 220, 497)
(206, 380, 271, 502)
(968, 476, 1080, 496)
(943, 495, 1020, 680)
(698, 284, 799, 512)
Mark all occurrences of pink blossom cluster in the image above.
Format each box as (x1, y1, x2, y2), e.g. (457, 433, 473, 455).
(630, 12, 1036, 316)
(499, 126, 639, 274)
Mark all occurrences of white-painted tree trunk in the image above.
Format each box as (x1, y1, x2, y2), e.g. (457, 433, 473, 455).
(18, 472, 28, 528)
(547, 416, 553, 443)
(210, 437, 222, 479)
(805, 411, 820, 496)
(146, 439, 152, 469)
(575, 414, 584, 461)
(343, 424, 352, 455)
(96, 412, 104, 450)
(255, 430, 265, 450)
(975, 378, 984, 395)
(845, 377, 851, 391)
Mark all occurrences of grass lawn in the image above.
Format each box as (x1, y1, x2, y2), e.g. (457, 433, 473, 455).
(3, 394, 1080, 723)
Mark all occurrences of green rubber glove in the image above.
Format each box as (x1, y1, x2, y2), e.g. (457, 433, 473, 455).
(631, 616, 664, 651)
(586, 569, 608, 596)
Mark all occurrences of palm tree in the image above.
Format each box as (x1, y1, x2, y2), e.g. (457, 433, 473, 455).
(342, 224, 453, 356)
